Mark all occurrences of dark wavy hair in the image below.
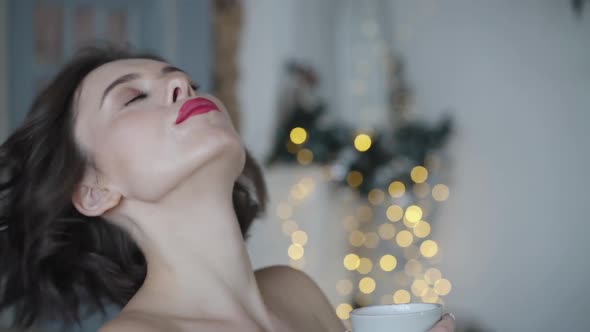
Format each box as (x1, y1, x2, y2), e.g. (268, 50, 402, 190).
(0, 46, 267, 328)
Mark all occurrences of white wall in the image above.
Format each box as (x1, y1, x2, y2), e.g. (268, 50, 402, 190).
(0, 0, 8, 141)
(385, 1, 590, 331)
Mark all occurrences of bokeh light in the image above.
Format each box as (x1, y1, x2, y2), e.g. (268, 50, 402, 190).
(404, 259, 423, 277)
(386, 205, 404, 222)
(421, 288, 439, 303)
(378, 223, 397, 240)
(424, 268, 442, 285)
(411, 279, 429, 296)
(291, 230, 308, 246)
(354, 134, 372, 152)
(356, 205, 374, 222)
(411, 166, 429, 183)
(413, 182, 431, 198)
(359, 277, 377, 294)
(393, 290, 411, 304)
(347, 171, 364, 188)
(363, 232, 380, 248)
(357, 258, 373, 274)
(336, 303, 353, 320)
(288, 244, 304, 260)
(379, 254, 398, 271)
(420, 240, 439, 258)
(405, 205, 423, 222)
(388, 181, 406, 198)
(396, 230, 414, 247)
(403, 245, 420, 260)
(281, 220, 299, 235)
(434, 279, 452, 296)
(413, 221, 431, 238)
(296, 148, 313, 165)
(344, 253, 361, 270)
(432, 184, 450, 201)
(290, 127, 308, 144)
(276, 203, 293, 220)
(368, 189, 385, 205)
(349, 230, 366, 247)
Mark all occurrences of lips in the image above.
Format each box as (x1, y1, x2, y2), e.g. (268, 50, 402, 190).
(175, 98, 220, 125)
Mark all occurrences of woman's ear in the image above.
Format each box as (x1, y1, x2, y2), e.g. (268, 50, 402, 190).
(72, 183, 122, 217)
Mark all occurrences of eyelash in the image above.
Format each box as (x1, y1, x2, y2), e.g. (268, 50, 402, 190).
(124, 84, 200, 106)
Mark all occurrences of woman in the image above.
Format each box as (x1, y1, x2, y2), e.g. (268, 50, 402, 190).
(0, 46, 455, 332)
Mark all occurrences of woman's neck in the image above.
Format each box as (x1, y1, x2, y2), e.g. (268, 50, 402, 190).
(114, 182, 272, 330)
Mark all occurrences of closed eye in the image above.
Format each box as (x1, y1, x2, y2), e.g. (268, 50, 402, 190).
(124, 92, 148, 106)
(190, 83, 200, 92)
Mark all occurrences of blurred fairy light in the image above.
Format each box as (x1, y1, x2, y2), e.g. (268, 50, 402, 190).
(411, 166, 429, 183)
(413, 182, 430, 198)
(359, 277, 377, 294)
(404, 259, 423, 277)
(291, 230, 309, 246)
(356, 205, 374, 222)
(413, 221, 431, 238)
(434, 279, 452, 296)
(386, 204, 404, 222)
(422, 288, 439, 304)
(403, 245, 420, 260)
(396, 230, 414, 247)
(403, 216, 419, 229)
(377, 223, 396, 240)
(411, 279, 429, 297)
(405, 205, 423, 223)
(281, 220, 299, 235)
(379, 254, 398, 271)
(336, 280, 354, 295)
(388, 181, 406, 198)
(432, 184, 450, 201)
(336, 303, 353, 320)
(393, 289, 411, 304)
(297, 148, 314, 165)
(347, 171, 364, 187)
(363, 232, 380, 248)
(276, 203, 293, 220)
(342, 215, 360, 232)
(349, 230, 366, 247)
(368, 188, 385, 205)
(288, 244, 304, 260)
(344, 253, 361, 270)
(354, 133, 373, 152)
(420, 240, 439, 258)
(357, 258, 373, 274)
(289, 127, 308, 144)
(424, 268, 442, 285)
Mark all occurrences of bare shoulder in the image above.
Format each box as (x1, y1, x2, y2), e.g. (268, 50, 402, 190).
(98, 311, 178, 332)
(255, 265, 346, 332)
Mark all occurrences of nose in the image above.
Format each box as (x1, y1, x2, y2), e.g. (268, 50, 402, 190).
(166, 76, 192, 104)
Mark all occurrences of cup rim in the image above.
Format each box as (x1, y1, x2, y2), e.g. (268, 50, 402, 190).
(350, 303, 442, 317)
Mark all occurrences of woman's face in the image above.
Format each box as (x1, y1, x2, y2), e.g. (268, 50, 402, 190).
(73, 58, 244, 204)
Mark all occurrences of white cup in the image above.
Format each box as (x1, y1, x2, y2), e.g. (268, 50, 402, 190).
(349, 303, 443, 332)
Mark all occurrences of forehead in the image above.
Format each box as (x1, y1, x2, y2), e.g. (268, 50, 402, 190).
(77, 58, 169, 103)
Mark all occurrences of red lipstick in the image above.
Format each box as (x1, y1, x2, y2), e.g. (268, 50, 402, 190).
(175, 98, 220, 125)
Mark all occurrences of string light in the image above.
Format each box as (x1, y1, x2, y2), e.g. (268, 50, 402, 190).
(388, 181, 406, 198)
(356, 205, 374, 223)
(411, 279, 429, 297)
(297, 149, 314, 165)
(291, 230, 309, 246)
(281, 220, 299, 235)
(413, 220, 431, 238)
(379, 254, 398, 271)
(404, 259, 423, 277)
(410, 166, 428, 183)
(289, 127, 308, 144)
(432, 184, 450, 201)
(276, 203, 293, 220)
(359, 277, 377, 294)
(420, 240, 439, 258)
(354, 134, 373, 152)
(344, 254, 361, 270)
(336, 303, 353, 320)
(386, 204, 404, 222)
(347, 171, 364, 188)
(349, 230, 366, 247)
(363, 232, 380, 248)
(434, 279, 452, 296)
(368, 189, 385, 205)
(393, 289, 411, 304)
(405, 205, 423, 223)
(288, 244, 304, 260)
(357, 258, 373, 274)
(396, 230, 414, 247)
(424, 268, 442, 285)
(378, 223, 396, 240)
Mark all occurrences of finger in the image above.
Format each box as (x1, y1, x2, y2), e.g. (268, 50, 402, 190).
(428, 313, 456, 332)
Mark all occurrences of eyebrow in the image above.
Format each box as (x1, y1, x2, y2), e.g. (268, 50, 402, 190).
(99, 65, 188, 108)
